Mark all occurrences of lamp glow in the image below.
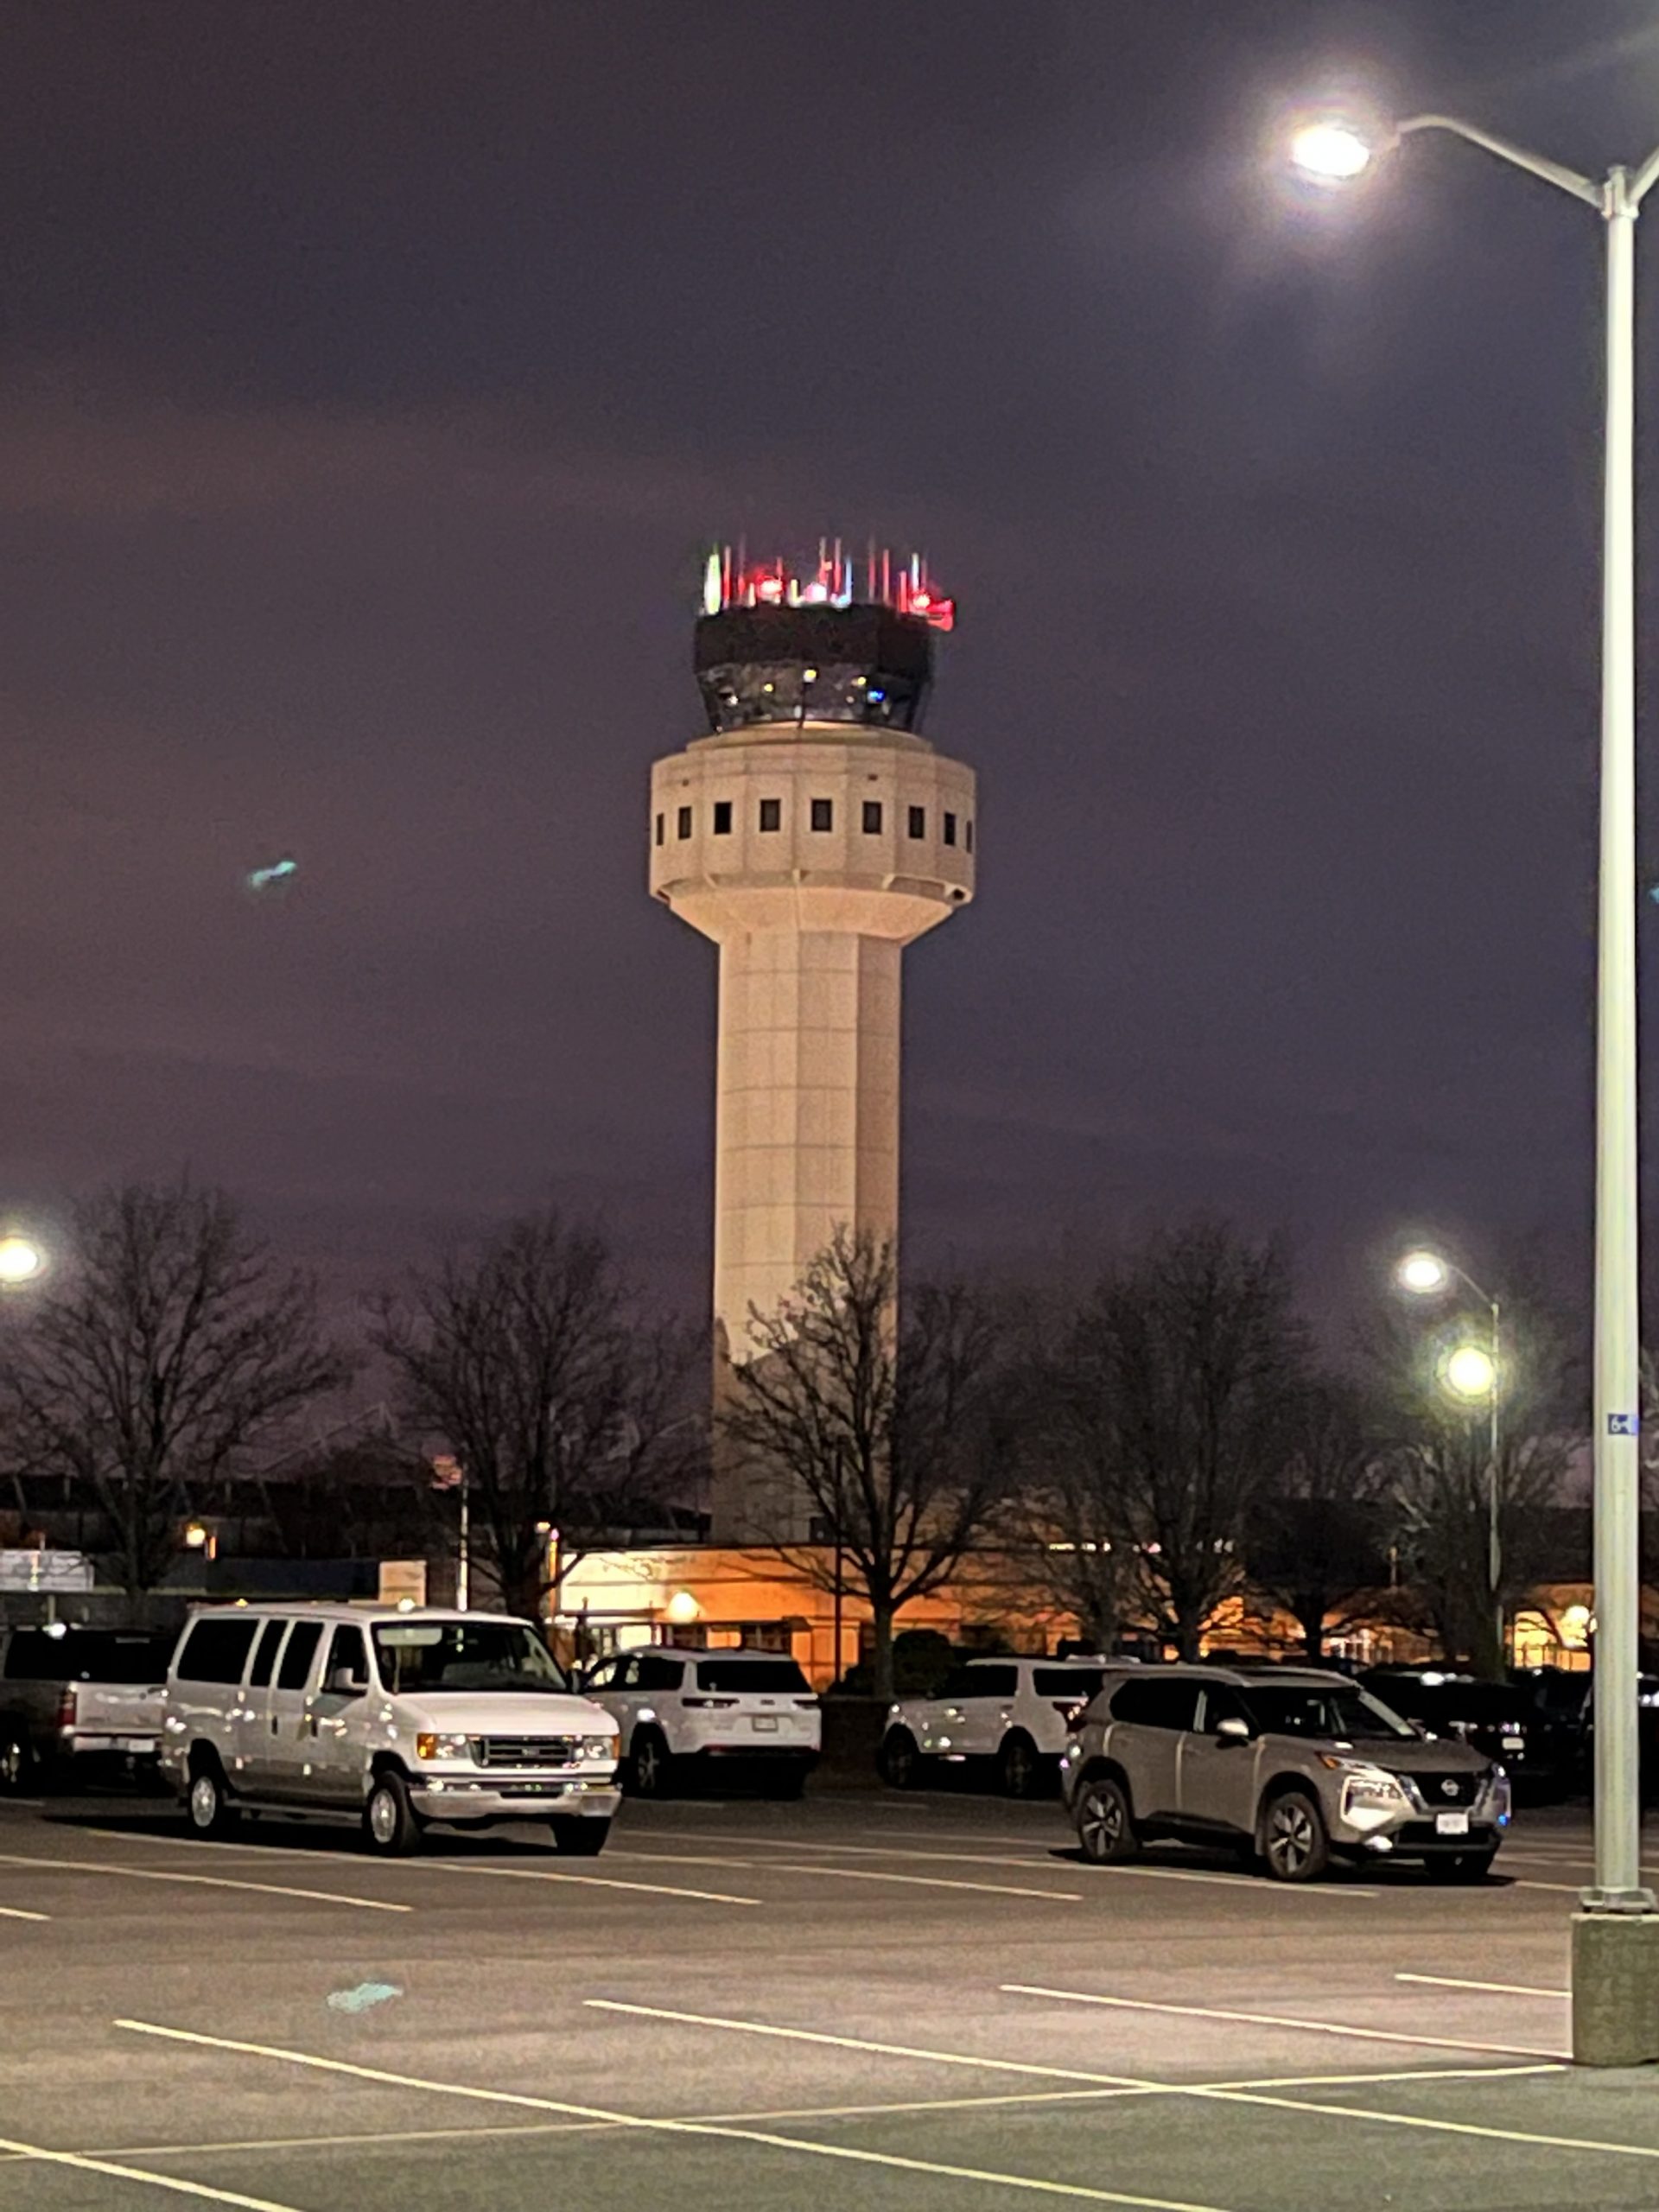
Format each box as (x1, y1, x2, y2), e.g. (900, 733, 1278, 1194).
(1397, 1249, 1451, 1295)
(0, 1236, 44, 1286)
(1291, 119, 1375, 182)
(1444, 1344, 1497, 1400)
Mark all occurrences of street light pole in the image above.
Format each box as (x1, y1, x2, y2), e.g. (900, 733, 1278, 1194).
(1296, 108, 1659, 2059)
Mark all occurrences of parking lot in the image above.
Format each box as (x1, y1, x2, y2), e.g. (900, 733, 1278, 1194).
(2, 1785, 1658, 2210)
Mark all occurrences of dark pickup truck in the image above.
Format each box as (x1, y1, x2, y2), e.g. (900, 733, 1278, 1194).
(0, 1624, 175, 1790)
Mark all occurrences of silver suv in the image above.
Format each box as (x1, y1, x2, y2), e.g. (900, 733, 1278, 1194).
(1061, 1664, 1510, 1883)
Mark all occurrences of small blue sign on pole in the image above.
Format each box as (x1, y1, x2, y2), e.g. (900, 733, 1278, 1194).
(1609, 1412, 1641, 1436)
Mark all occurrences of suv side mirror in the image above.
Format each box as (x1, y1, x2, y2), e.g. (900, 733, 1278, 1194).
(1214, 1715, 1252, 1745)
(327, 1667, 365, 1697)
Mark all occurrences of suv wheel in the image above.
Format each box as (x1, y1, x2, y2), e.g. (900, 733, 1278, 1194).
(998, 1732, 1040, 1799)
(877, 1727, 923, 1789)
(363, 1770, 421, 1856)
(1076, 1774, 1140, 1863)
(1261, 1789, 1330, 1883)
(0, 1729, 32, 1795)
(186, 1759, 238, 1839)
(628, 1728, 672, 1799)
(550, 1816, 611, 1856)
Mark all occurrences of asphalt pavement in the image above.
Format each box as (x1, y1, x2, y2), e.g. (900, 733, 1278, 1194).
(1, 1779, 1656, 2210)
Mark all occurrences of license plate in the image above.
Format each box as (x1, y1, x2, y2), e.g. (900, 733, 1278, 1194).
(1436, 1811, 1470, 1836)
(753, 1715, 779, 1732)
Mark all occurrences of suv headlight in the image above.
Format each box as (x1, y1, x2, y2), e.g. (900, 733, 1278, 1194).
(582, 1735, 619, 1762)
(415, 1732, 474, 1762)
(1333, 1762, 1412, 1829)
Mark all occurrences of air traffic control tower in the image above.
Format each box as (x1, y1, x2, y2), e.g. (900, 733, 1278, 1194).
(649, 547, 976, 1534)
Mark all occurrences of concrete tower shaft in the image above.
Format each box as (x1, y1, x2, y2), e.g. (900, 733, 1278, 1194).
(651, 639, 976, 1368)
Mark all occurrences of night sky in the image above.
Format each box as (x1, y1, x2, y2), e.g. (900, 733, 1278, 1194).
(5, 1, 1659, 1335)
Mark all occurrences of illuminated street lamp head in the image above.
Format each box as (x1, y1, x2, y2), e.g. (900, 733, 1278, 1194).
(1290, 118, 1376, 183)
(1396, 1249, 1451, 1296)
(1443, 1344, 1497, 1402)
(0, 1235, 45, 1287)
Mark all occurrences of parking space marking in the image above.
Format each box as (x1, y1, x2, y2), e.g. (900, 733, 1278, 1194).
(1001, 1986, 1567, 2062)
(1395, 1974, 1567, 1999)
(0, 1904, 50, 1921)
(423, 1860, 763, 1905)
(113, 2019, 1235, 2212)
(0, 2131, 304, 2210)
(0, 1848, 410, 1913)
(590, 2001, 1659, 2167)
(760, 1859, 1084, 1900)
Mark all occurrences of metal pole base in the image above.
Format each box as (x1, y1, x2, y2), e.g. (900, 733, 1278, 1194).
(1572, 1912, 1659, 2065)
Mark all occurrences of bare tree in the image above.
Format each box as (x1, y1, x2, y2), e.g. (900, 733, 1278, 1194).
(378, 1211, 697, 1620)
(1367, 1283, 1580, 1678)
(720, 1230, 1007, 1700)
(1, 1179, 346, 1601)
(1068, 1222, 1308, 1660)
(1245, 1375, 1394, 1660)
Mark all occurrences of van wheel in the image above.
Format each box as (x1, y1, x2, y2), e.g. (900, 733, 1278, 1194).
(1261, 1789, 1330, 1883)
(1076, 1775, 1140, 1863)
(0, 1729, 33, 1795)
(998, 1732, 1040, 1799)
(364, 1770, 421, 1856)
(878, 1728, 924, 1789)
(550, 1817, 610, 1856)
(628, 1728, 671, 1799)
(186, 1759, 238, 1839)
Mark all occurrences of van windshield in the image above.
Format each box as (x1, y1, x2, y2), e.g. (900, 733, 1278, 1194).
(372, 1622, 568, 1695)
(1242, 1684, 1417, 1742)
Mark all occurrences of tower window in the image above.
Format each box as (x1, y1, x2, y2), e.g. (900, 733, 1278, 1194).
(759, 798, 781, 831)
(907, 805, 926, 839)
(677, 805, 692, 840)
(654, 812, 664, 847)
(712, 800, 733, 836)
(862, 800, 883, 835)
(943, 811, 957, 847)
(810, 798, 834, 832)
(966, 820, 974, 854)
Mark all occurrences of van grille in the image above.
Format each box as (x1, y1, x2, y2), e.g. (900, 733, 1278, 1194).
(474, 1736, 581, 1769)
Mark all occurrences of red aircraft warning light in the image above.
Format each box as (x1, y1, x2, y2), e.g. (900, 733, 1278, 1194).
(701, 542, 956, 632)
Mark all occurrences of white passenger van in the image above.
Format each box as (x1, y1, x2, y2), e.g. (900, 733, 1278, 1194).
(160, 1604, 621, 1856)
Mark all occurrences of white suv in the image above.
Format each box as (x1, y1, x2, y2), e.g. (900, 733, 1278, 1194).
(582, 1646, 821, 1799)
(160, 1604, 621, 1856)
(880, 1656, 1113, 1796)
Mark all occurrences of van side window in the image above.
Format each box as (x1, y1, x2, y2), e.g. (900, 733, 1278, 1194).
(276, 1621, 323, 1692)
(246, 1619, 286, 1688)
(326, 1624, 370, 1691)
(175, 1618, 259, 1686)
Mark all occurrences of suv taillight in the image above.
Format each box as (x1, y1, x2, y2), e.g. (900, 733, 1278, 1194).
(1054, 1700, 1089, 1726)
(56, 1687, 77, 1732)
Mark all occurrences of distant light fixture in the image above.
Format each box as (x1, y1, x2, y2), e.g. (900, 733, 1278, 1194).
(665, 1590, 701, 1625)
(1396, 1249, 1451, 1296)
(1290, 118, 1376, 182)
(0, 1236, 45, 1287)
(1443, 1344, 1497, 1401)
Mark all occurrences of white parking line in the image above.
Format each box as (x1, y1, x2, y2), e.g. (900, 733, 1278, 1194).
(0, 1904, 49, 1922)
(1001, 1986, 1566, 2062)
(0, 1848, 410, 1914)
(428, 1862, 762, 1906)
(1395, 1974, 1567, 1999)
(588, 2001, 1659, 2165)
(760, 1860, 1084, 1900)
(113, 2020, 1233, 2212)
(0, 2131, 302, 2210)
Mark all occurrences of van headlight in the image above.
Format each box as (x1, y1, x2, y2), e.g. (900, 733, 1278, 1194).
(582, 1735, 620, 1762)
(415, 1732, 474, 1762)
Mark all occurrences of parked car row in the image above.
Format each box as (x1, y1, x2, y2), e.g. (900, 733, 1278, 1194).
(0, 1608, 824, 1858)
